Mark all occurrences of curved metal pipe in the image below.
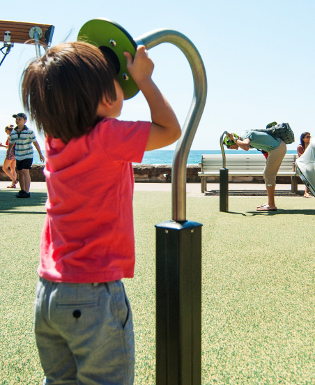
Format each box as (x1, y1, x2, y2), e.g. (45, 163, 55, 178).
(135, 29, 207, 222)
(220, 131, 229, 169)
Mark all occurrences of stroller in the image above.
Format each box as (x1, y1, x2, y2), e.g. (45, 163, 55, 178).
(296, 137, 315, 196)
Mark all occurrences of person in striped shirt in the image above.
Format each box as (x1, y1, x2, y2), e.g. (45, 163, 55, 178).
(7, 113, 44, 198)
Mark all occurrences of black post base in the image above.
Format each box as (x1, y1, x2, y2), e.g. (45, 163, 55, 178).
(155, 220, 202, 385)
(220, 168, 229, 212)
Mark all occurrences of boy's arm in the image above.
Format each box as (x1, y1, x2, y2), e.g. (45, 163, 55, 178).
(33, 141, 45, 162)
(124, 47, 181, 151)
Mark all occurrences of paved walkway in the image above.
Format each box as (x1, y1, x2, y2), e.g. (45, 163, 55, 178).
(0, 181, 307, 198)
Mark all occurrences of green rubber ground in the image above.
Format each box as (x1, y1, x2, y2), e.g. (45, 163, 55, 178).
(1, 189, 315, 384)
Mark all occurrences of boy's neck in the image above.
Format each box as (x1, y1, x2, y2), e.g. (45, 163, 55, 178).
(17, 124, 25, 132)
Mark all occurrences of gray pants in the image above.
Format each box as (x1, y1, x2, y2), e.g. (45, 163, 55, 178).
(34, 277, 134, 385)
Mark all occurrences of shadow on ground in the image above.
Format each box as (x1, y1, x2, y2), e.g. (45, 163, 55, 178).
(250, 208, 315, 216)
(205, 190, 303, 197)
(0, 190, 47, 213)
(228, 209, 315, 216)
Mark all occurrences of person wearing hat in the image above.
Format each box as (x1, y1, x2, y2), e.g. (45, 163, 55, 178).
(7, 113, 44, 198)
(225, 130, 286, 211)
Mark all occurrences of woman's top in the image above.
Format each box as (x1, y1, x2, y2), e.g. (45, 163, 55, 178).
(240, 130, 282, 153)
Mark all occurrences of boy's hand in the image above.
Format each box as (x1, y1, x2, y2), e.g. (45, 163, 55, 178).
(124, 46, 154, 87)
(125, 45, 181, 151)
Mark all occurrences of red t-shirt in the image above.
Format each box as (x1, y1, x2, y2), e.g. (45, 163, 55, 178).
(38, 118, 151, 283)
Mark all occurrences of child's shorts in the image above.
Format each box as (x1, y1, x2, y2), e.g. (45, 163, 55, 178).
(16, 158, 33, 170)
(34, 277, 135, 385)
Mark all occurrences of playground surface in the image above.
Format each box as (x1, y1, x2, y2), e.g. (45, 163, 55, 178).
(1, 182, 315, 384)
(0, 180, 307, 195)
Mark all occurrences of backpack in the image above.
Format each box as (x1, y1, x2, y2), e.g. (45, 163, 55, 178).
(254, 122, 295, 144)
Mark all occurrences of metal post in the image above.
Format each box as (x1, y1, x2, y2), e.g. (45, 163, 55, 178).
(135, 30, 207, 385)
(135, 30, 207, 222)
(220, 169, 229, 212)
(29, 26, 43, 58)
(156, 221, 202, 385)
(33, 29, 41, 58)
(219, 131, 229, 212)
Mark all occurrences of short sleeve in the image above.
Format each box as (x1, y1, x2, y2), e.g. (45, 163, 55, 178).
(30, 131, 37, 142)
(240, 130, 252, 140)
(96, 118, 151, 164)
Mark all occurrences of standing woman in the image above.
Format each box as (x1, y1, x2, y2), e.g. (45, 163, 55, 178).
(297, 132, 312, 198)
(0, 125, 17, 188)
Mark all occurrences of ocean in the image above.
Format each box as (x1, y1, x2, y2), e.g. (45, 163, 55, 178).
(0, 149, 298, 166)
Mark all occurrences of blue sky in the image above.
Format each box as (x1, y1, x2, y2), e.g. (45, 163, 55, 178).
(1, 0, 314, 150)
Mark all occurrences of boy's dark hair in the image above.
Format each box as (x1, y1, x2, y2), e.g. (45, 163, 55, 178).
(22, 41, 117, 144)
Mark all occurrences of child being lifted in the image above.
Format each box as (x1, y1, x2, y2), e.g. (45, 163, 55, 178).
(22, 41, 181, 384)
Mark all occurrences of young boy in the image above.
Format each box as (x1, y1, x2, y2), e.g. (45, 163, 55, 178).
(22, 41, 181, 384)
(7, 112, 45, 198)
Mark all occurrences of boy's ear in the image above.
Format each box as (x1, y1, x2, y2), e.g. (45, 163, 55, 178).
(96, 96, 114, 117)
(100, 95, 113, 108)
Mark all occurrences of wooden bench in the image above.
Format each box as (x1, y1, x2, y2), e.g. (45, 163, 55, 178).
(198, 153, 298, 193)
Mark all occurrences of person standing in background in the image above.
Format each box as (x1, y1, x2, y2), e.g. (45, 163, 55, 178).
(0, 125, 17, 188)
(7, 113, 44, 198)
(297, 132, 312, 198)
